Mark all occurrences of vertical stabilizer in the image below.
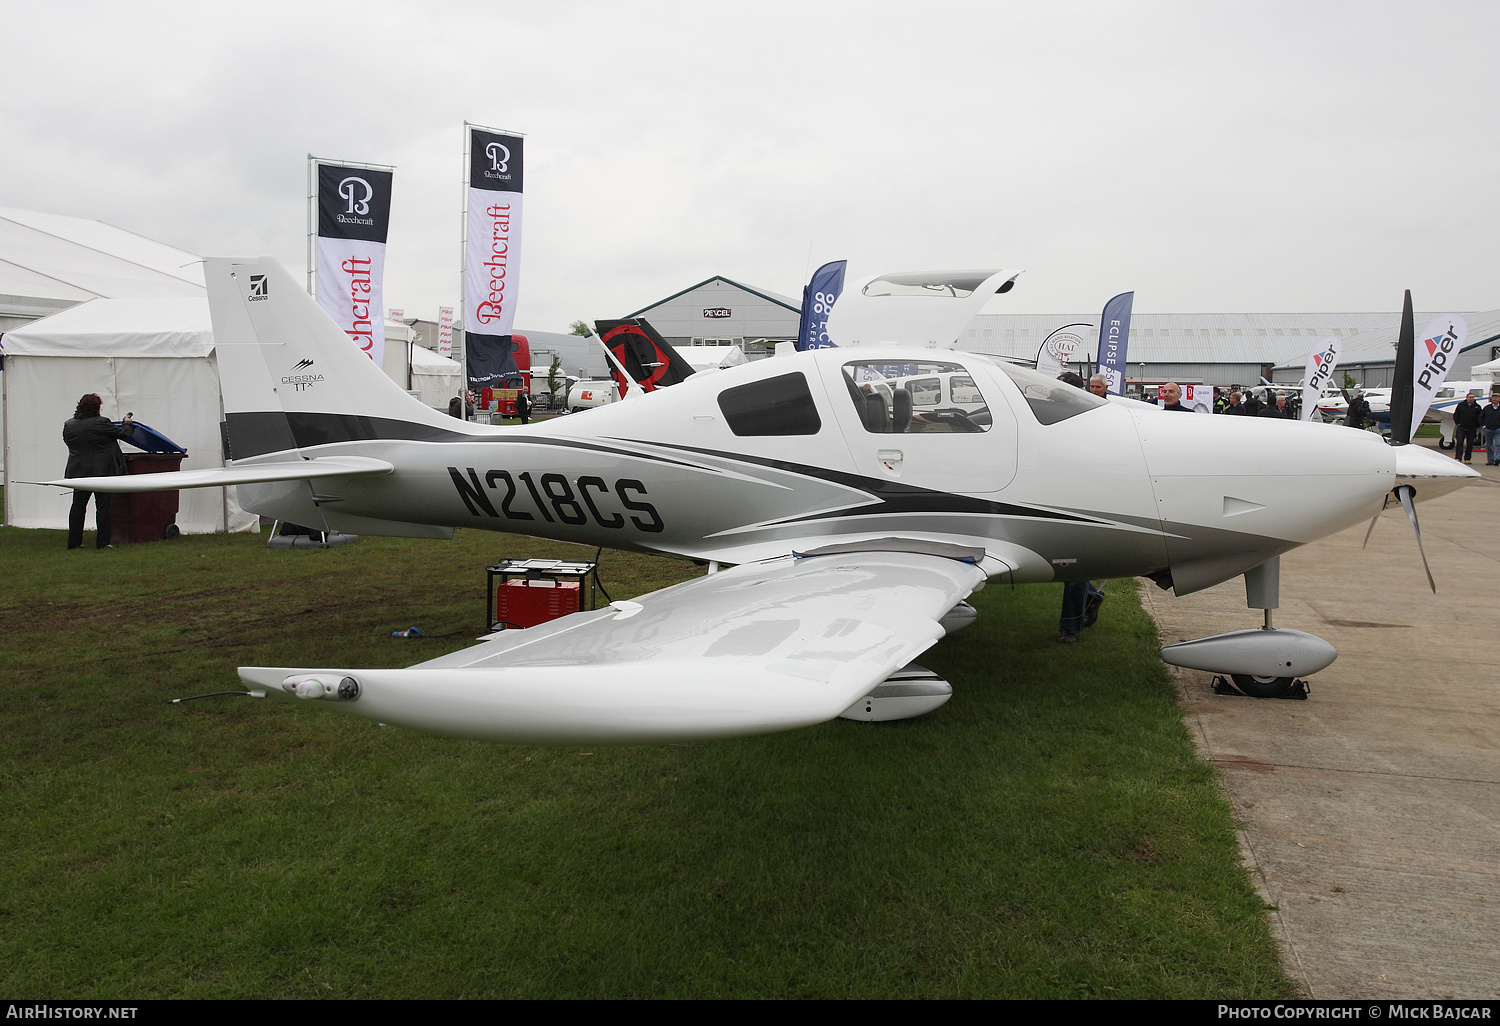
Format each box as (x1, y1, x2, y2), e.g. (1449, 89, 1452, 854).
(206, 256, 455, 461)
(594, 318, 698, 394)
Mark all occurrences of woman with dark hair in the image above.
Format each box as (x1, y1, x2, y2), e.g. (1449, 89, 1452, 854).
(62, 394, 134, 549)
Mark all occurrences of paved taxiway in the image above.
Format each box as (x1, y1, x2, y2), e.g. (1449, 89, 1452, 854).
(1139, 441, 1500, 1000)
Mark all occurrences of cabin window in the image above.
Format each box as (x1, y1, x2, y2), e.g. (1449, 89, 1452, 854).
(841, 361, 992, 433)
(717, 372, 822, 436)
(988, 361, 1108, 425)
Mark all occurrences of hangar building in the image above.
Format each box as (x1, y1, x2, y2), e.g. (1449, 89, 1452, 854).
(617, 275, 1499, 389)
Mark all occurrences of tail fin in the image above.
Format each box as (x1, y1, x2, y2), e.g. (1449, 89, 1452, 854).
(593, 318, 697, 396)
(207, 256, 454, 461)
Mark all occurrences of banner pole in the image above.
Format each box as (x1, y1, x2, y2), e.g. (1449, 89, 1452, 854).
(306, 154, 316, 296)
(459, 123, 470, 403)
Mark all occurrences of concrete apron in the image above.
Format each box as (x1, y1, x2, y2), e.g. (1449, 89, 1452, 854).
(1138, 444, 1500, 1000)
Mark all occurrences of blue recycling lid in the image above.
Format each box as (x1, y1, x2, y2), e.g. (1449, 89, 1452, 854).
(117, 422, 188, 454)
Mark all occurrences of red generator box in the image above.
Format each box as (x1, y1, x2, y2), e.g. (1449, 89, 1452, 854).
(494, 578, 581, 629)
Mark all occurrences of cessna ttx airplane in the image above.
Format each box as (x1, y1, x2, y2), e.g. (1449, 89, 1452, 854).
(47, 259, 1477, 742)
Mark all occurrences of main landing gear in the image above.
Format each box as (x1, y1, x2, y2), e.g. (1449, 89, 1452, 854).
(1158, 556, 1336, 699)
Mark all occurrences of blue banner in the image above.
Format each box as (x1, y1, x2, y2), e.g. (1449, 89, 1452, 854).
(796, 260, 847, 350)
(1097, 291, 1134, 395)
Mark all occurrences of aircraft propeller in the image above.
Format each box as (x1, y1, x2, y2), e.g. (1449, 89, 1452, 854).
(1360, 290, 1438, 592)
(1360, 484, 1436, 594)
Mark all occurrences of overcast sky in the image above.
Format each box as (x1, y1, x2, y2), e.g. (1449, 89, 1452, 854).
(4, 1, 1496, 330)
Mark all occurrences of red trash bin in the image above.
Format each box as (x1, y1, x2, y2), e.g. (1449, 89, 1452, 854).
(112, 452, 186, 543)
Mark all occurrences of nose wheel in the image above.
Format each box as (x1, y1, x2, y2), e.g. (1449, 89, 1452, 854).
(1231, 673, 1295, 698)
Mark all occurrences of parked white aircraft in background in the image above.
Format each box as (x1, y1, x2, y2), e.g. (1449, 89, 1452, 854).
(43, 259, 1478, 742)
(1424, 381, 1499, 449)
(1318, 383, 1497, 448)
(1318, 387, 1391, 426)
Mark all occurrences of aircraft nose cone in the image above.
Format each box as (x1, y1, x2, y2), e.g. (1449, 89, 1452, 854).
(1393, 443, 1479, 501)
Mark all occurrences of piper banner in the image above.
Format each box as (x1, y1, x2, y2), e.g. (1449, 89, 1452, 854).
(437, 306, 455, 360)
(463, 125, 524, 389)
(1035, 323, 1092, 379)
(796, 259, 846, 350)
(1096, 292, 1134, 395)
(1409, 314, 1469, 440)
(314, 161, 393, 366)
(1300, 337, 1342, 421)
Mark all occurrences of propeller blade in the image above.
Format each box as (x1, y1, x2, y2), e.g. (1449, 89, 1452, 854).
(1362, 492, 1393, 550)
(1390, 290, 1415, 445)
(1395, 484, 1436, 593)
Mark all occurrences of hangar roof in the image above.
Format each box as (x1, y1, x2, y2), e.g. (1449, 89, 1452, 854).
(958, 311, 1469, 364)
(1269, 309, 1500, 370)
(628, 276, 799, 318)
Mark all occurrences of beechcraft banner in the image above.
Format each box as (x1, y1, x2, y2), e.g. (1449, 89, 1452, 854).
(1409, 314, 1469, 439)
(463, 125, 524, 389)
(314, 161, 393, 366)
(1300, 337, 1342, 421)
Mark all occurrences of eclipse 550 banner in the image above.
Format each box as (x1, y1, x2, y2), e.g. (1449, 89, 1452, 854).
(314, 161, 393, 366)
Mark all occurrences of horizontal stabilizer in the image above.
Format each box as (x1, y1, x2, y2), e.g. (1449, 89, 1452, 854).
(35, 456, 395, 493)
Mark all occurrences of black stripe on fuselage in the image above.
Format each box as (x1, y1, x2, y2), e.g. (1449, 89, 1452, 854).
(633, 440, 1107, 528)
(223, 411, 708, 472)
(224, 411, 1110, 530)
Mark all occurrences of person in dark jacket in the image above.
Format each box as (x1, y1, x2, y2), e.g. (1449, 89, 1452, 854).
(515, 390, 532, 425)
(63, 393, 134, 549)
(1158, 382, 1192, 412)
(1345, 391, 1370, 430)
(1258, 394, 1291, 419)
(1482, 393, 1500, 465)
(1242, 390, 1265, 417)
(1452, 392, 1483, 462)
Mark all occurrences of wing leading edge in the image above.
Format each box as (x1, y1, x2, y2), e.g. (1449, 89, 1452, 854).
(238, 550, 986, 744)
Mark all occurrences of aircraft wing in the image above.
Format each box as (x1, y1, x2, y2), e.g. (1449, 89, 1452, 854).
(34, 456, 395, 492)
(238, 550, 987, 745)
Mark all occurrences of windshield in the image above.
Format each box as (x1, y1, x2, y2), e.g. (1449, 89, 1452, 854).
(983, 359, 1109, 425)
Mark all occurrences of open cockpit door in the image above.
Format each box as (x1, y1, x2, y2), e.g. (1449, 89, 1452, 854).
(824, 269, 1022, 347)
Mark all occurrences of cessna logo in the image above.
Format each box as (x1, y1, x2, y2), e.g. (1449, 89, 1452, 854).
(248, 275, 269, 301)
(282, 359, 324, 391)
(1417, 325, 1459, 389)
(485, 142, 510, 172)
(703, 308, 731, 319)
(339, 177, 373, 215)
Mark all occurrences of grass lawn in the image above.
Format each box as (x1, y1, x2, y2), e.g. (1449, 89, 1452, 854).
(0, 515, 1293, 998)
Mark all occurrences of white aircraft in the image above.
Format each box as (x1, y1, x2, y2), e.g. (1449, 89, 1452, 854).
(45, 258, 1478, 741)
(1317, 382, 1497, 448)
(1423, 381, 1497, 449)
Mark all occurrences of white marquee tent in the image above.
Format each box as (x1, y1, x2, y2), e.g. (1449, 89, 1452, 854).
(381, 323, 461, 408)
(2, 298, 258, 534)
(3, 299, 466, 535)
